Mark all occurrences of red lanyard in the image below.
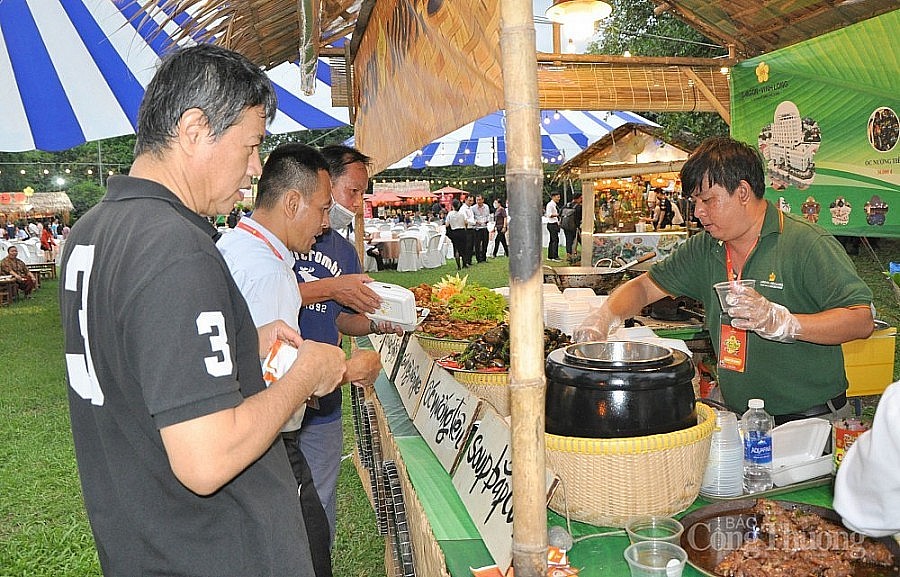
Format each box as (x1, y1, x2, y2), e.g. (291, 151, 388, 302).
(237, 221, 284, 261)
(724, 238, 758, 281)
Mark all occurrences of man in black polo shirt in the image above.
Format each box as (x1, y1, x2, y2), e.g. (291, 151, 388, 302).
(59, 45, 347, 576)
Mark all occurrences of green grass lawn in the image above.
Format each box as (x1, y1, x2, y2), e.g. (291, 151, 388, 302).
(0, 240, 896, 576)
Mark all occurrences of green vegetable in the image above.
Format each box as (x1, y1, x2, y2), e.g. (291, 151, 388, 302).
(446, 285, 507, 322)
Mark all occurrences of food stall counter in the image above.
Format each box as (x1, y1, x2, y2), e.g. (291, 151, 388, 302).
(354, 336, 859, 577)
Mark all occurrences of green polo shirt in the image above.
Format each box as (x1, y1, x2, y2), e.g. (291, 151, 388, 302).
(649, 201, 873, 416)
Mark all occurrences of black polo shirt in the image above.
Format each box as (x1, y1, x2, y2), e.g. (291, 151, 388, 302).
(60, 176, 314, 576)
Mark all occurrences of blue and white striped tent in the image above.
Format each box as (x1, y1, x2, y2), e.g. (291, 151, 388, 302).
(389, 109, 657, 169)
(0, 0, 349, 152)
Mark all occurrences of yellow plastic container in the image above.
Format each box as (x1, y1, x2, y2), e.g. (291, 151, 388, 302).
(842, 327, 896, 397)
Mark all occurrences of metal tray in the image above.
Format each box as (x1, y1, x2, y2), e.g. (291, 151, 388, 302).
(679, 499, 900, 577)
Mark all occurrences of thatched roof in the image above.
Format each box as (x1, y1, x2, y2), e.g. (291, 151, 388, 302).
(0, 191, 74, 216)
(145, 0, 895, 67)
(650, 0, 898, 59)
(554, 124, 694, 181)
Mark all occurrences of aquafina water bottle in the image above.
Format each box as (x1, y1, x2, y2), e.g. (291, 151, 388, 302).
(741, 398, 774, 493)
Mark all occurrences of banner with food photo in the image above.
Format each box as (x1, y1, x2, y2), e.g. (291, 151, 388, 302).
(730, 10, 900, 238)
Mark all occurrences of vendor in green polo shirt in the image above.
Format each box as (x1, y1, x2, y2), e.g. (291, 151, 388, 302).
(575, 136, 875, 424)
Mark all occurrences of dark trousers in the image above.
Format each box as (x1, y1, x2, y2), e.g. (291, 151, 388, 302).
(463, 228, 475, 265)
(16, 276, 36, 296)
(563, 228, 579, 257)
(281, 431, 332, 577)
(493, 229, 508, 257)
(547, 222, 561, 259)
(473, 227, 488, 262)
(447, 228, 466, 268)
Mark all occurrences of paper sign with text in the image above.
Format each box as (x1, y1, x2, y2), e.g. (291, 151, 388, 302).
(379, 332, 408, 382)
(452, 407, 559, 574)
(392, 335, 433, 419)
(367, 333, 385, 352)
(412, 363, 480, 473)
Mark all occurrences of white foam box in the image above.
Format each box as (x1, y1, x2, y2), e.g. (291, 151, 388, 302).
(771, 417, 833, 487)
(366, 282, 418, 331)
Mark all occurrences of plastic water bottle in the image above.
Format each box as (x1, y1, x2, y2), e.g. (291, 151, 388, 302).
(741, 398, 774, 493)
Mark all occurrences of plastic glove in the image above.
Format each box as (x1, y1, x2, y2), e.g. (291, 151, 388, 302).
(725, 286, 801, 343)
(572, 306, 622, 342)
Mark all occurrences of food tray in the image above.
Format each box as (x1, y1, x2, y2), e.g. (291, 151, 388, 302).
(679, 500, 900, 576)
(772, 454, 834, 487)
(700, 474, 833, 502)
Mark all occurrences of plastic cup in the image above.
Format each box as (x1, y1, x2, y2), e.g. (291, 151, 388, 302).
(625, 516, 685, 545)
(624, 541, 688, 577)
(713, 279, 756, 309)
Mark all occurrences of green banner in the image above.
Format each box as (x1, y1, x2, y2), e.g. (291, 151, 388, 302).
(731, 10, 900, 238)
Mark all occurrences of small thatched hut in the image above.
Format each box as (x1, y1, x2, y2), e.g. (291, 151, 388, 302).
(0, 190, 74, 222)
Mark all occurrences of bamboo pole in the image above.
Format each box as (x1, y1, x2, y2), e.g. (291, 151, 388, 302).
(500, 0, 547, 575)
(580, 179, 594, 266)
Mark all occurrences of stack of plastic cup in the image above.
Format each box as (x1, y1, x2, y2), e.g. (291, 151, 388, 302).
(700, 409, 744, 498)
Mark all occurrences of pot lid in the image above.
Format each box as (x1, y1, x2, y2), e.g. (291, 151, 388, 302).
(563, 340, 674, 369)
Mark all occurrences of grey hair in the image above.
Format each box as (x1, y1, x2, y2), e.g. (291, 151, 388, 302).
(134, 44, 277, 157)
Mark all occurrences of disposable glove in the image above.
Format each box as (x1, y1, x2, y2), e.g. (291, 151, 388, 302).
(725, 286, 801, 343)
(572, 306, 622, 342)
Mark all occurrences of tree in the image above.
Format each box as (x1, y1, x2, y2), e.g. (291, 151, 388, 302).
(67, 181, 106, 223)
(586, 1, 730, 146)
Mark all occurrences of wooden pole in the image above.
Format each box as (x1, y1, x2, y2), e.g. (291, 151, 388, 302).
(500, 0, 547, 575)
(580, 178, 594, 266)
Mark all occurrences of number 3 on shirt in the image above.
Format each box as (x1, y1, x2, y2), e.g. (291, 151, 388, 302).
(196, 311, 233, 377)
(65, 247, 234, 407)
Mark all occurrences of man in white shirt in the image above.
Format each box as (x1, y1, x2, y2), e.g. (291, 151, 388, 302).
(471, 194, 491, 263)
(218, 142, 380, 577)
(545, 192, 562, 261)
(459, 195, 476, 266)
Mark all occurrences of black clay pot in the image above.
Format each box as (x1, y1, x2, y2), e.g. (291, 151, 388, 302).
(545, 341, 696, 438)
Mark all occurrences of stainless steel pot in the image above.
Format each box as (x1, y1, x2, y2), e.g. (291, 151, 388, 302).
(545, 341, 696, 438)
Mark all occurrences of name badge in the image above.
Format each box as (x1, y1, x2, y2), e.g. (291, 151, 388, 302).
(718, 314, 748, 373)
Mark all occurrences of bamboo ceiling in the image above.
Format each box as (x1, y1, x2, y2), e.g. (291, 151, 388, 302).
(536, 54, 732, 121)
(140, 0, 895, 120)
(651, 0, 898, 59)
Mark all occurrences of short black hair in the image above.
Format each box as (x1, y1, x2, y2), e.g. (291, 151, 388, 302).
(681, 136, 766, 199)
(320, 145, 372, 181)
(256, 143, 329, 210)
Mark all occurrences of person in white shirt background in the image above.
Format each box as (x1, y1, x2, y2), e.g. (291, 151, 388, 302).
(545, 191, 561, 261)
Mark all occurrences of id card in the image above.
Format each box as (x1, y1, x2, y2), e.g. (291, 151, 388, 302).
(718, 314, 748, 373)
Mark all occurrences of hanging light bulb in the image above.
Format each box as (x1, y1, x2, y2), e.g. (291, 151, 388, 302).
(546, 0, 611, 40)
(553, 111, 560, 120)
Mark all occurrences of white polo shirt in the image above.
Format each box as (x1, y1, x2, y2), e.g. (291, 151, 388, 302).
(217, 216, 306, 431)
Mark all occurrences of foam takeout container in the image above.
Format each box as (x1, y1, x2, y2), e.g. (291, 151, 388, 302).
(771, 417, 833, 487)
(366, 282, 428, 332)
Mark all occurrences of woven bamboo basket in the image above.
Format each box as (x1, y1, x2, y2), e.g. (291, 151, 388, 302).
(414, 333, 470, 357)
(545, 402, 715, 528)
(445, 368, 510, 417)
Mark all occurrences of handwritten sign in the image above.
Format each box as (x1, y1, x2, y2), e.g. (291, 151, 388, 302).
(451, 407, 558, 574)
(367, 332, 385, 352)
(412, 364, 480, 473)
(379, 332, 408, 382)
(392, 336, 433, 419)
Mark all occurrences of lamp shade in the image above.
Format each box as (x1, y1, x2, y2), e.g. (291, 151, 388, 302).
(546, 0, 612, 25)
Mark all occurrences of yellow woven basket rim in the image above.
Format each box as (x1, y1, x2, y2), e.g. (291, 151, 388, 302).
(448, 368, 509, 386)
(545, 402, 715, 456)
(414, 333, 470, 345)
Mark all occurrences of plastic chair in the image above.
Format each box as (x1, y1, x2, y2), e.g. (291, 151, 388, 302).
(421, 234, 445, 269)
(396, 236, 422, 272)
